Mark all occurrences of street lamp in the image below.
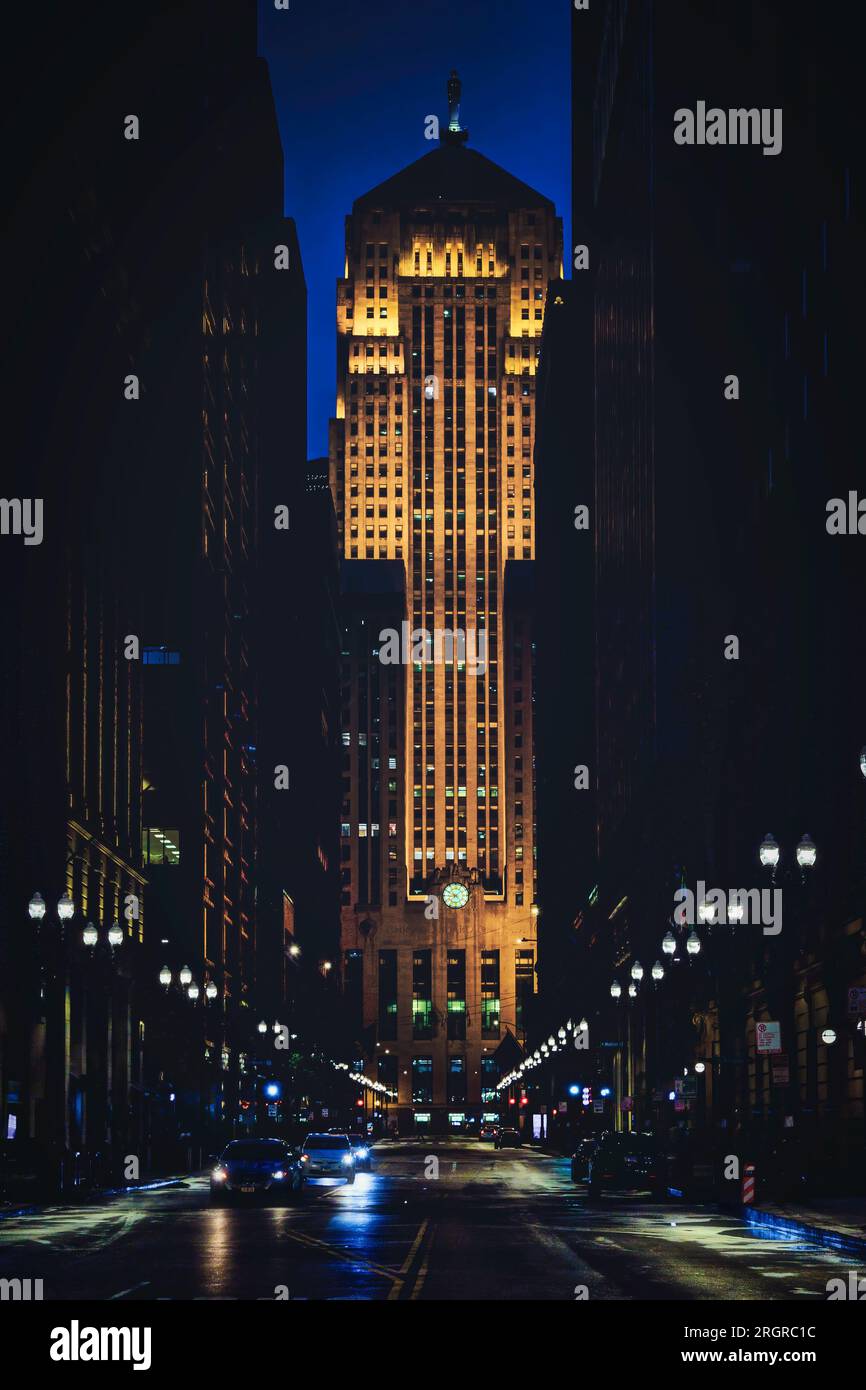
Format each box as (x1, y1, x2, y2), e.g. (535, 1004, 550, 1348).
(630, 961, 644, 982)
(28, 892, 46, 921)
(860, 747, 866, 780)
(662, 930, 676, 956)
(179, 965, 193, 987)
(257, 1020, 268, 1033)
(796, 833, 817, 869)
(57, 894, 75, 921)
(821, 1028, 837, 1045)
(187, 982, 200, 1002)
(686, 930, 701, 957)
(205, 981, 218, 1001)
(628, 983, 637, 999)
(82, 922, 98, 948)
(610, 980, 622, 1000)
(651, 961, 664, 982)
(107, 922, 124, 948)
(159, 965, 172, 988)
(759, 833, 780, 868)
(557, 1026, 566, 1041)
(728, 901, 745, 923)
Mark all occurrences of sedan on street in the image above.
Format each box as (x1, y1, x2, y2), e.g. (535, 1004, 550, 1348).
(494, 1128, 522, 1149)
(301, 1132, 356, 1183)
(210, 1139, 305, 1204)
(587, 1133, 664, 1199)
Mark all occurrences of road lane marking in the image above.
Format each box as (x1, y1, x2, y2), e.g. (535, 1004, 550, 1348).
(282, 1228, 398, 1283)
(408, 1224, 435, 1301)
(398, 1218, 429, 1275)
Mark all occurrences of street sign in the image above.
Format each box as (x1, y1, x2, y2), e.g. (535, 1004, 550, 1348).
(771, 1056, 790, 1085)
(847, 987, 866, 1017)
(593, 1099, 604, 1113)
(756, 1021, 782, 1053)
(559, 1100, 567, 1113)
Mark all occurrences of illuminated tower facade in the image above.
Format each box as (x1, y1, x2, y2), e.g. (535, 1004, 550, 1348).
(332, 78, 562, 1132)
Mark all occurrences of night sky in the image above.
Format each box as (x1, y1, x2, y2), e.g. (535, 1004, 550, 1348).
(260, 0, 571, 459)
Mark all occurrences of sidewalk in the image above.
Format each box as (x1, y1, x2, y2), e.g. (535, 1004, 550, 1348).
(0, 1173, 193, 1220)
(744, 1198, 866, 1258)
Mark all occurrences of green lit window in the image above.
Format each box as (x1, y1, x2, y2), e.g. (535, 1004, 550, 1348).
(142, 828, 180, 866)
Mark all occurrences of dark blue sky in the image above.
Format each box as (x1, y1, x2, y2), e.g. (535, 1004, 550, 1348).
(260, 0, 571, 458)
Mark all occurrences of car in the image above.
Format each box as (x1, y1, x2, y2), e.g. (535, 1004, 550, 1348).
(210, 1138, 305, 1204)
(570, 1138, 597, 1182)
(479, 1124, 499, 1142)
(494, 1128, 522, 1149)
(348, 1135, 372, 1171)
(586, 1133, 664, 1199)
(301, 1132, 356, 1183)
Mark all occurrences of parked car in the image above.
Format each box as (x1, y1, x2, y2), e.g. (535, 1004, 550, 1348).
(494, 1128, 522, 1149)
(301, 1132, 355, 1183)
(349, 1135, 373, 1171)
(210, 1138, 305, 1204)
(587, 1133, 664, 1199)
(570, 1138, 598, 1183)
(479, 1123, 499, 1142)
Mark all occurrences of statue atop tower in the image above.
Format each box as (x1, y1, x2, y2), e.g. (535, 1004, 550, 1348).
(443, 69, 469, 145)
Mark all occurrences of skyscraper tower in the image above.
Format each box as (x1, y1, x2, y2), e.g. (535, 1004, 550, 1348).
(331, 76, 562, 1133)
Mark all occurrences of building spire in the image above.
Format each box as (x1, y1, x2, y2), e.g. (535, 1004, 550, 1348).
(444, 69, 469, 145)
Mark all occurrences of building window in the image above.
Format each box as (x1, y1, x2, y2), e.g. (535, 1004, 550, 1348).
(447, 950, 466, 1040)
(481, 950, 500, 1037)
(412, 1056, 433, 1104)
(378, 950, 398, 1040)
(142, 828, 180, 866)
(413, 950, 433, 1038)
(448, 1055, 467, 1103)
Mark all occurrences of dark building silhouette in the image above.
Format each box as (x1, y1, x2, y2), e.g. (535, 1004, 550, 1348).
(1, 1, 307, 1179)
(531, 0, 865, 1172)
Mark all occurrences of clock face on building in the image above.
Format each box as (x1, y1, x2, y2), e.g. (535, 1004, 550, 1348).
(442, 882, 470, 910)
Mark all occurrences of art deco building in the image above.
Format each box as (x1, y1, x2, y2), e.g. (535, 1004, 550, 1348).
(331, 77, 562, 1132)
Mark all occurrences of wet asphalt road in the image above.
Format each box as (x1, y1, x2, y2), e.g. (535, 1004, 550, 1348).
(0, 1140, 854, 1301)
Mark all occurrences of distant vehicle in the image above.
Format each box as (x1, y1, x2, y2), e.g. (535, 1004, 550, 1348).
(494, 1128, 522, 1149)
(479, 1123, 499, 1142)
(587, 1133, 664, 1199)
(570, 1139, 598, 1182)
(349, 1135, 372, 1171)
(302, 1132, 355, 1183)
(210, 1139, 305, 1204)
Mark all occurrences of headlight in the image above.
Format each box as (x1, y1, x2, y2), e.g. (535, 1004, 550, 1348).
(354, 1148, 368, 1160)
(299, 1154, 309, 1163)
(211, 1166, 228, 1183)
(272, 1170, 287, 1181)
(341, 1153, 354, 1166)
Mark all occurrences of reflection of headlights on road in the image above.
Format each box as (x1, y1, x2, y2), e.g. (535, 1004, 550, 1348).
(354, 1148, 369, 1160)
(211, 1167, 228, 1183)
(341, 1153, 354, 1166)
(272, 1170, 287, 1181)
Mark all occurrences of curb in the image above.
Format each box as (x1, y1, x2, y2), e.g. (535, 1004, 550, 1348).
(0, 1174, 191, 1222)
(743, 1204, 866, 1259)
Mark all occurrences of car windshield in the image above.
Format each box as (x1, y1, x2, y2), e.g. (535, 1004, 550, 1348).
(224, 1142, 285, 1161)
(304, 1135, 350, 1150)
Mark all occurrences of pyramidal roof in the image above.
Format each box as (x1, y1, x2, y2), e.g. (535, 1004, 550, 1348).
(354, 143, 554, 215)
